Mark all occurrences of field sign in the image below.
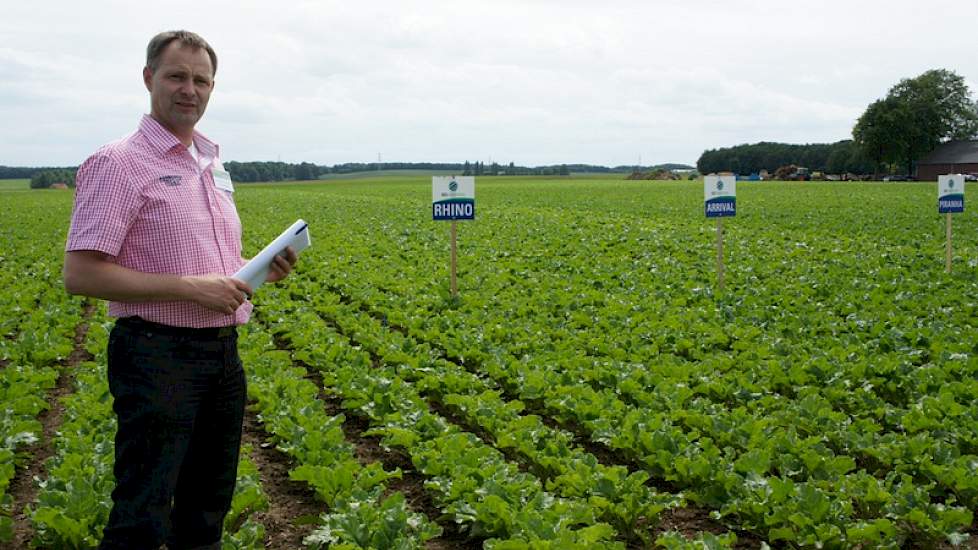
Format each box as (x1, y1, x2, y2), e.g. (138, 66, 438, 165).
(705, 175, 736, 218)
(704, 175, 735, 292)
(433, 176, 475, 220)
(939, 174, 964, 273)
(938, 174, 964, 213)
(433, 176, 474, 297)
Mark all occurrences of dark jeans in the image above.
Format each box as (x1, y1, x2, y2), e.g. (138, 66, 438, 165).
(99, 317, 246, 550)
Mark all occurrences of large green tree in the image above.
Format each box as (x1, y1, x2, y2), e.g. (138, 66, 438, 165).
(852, 98, 901, 177)
(853, 69, 978, 176)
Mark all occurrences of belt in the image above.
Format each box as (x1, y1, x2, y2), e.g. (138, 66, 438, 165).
(116, 317, 237, 339)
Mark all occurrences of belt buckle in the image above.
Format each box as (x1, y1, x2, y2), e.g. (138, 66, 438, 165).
(217, 326, 234, 338)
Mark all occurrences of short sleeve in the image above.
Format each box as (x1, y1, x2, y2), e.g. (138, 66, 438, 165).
(65, 152, 144, 256)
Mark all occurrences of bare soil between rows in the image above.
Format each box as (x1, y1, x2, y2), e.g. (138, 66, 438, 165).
(240, 410, 324, 549)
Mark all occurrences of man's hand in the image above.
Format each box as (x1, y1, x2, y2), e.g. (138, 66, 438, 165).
(185, 275, 253, 314)
(265, 246, 297, 283)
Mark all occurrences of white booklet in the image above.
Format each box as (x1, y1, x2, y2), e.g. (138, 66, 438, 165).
(234, 219, 311, 293)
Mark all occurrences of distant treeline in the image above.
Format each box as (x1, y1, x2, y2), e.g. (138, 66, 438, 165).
(218, 161, 602, 182)
(0, 166, 77, 180)
(462, 161, 694, 176)
(222, 161, 319, 182)
(7, 161, 698, 187)
(696, 141, 875, 175)
(222, 161, 695, 181)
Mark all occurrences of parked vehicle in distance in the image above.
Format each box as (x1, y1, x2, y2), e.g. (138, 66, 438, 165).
(773, 165, 810, 181)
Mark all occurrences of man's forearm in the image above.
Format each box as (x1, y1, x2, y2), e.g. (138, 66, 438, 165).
(63, 250, 191, 302)
(64, 250, 253, 314)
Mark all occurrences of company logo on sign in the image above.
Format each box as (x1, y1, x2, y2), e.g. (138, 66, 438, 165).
(717, 181, 724, 191)
(449, 180, 459, 192)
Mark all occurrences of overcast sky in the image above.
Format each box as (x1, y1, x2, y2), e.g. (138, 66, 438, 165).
(2, 0, 977, 168)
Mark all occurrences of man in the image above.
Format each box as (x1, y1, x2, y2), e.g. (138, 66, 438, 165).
(63, 30, 296, 550)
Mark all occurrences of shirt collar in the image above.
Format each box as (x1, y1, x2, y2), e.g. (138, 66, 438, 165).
(138, 114, 220, 160)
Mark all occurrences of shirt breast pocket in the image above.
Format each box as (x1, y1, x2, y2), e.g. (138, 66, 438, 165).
(143, 177, 212, 236)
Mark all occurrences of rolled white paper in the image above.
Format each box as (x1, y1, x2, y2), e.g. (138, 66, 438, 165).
(234, 219, 311, 293)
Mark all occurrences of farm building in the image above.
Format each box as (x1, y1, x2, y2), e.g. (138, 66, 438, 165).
(916, 140, 978, 180)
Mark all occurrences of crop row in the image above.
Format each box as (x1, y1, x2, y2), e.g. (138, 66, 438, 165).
(253, 279, 725, 548)
(27, 306, 269, 548)
(230, 181, 978, 547)
(255, 302, 625, 547)
(29, 313, 114, 547)
(0, 195, 82, 542)
(311, 275, 974, 546)
(0, 193, 80, 367)
(238, 320, 441, 549)
(314, 270, 973, 547)
(302, 293, 689, 540)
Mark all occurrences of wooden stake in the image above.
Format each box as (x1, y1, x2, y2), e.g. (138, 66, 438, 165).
(717, 217, 725, 292)
(450, 220, 458, 296)
(946, 212, 952, 273)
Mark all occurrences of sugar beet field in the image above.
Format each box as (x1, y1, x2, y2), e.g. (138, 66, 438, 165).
(1, 177, 977, 549)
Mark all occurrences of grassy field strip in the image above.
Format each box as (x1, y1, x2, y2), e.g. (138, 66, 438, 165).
(0, 179, 29, 191)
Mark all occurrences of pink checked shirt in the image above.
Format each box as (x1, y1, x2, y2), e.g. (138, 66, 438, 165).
(67, 115, 253, 328)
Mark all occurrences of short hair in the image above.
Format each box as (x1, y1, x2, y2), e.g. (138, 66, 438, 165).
(146, 30, 217, 77)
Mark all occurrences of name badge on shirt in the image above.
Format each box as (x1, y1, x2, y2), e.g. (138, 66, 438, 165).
(212, 168, 234, 193)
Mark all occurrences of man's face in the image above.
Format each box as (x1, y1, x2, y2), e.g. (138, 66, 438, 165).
(143, 41, 214, 137)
